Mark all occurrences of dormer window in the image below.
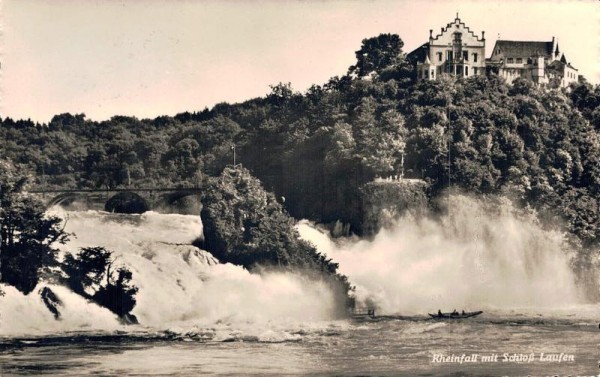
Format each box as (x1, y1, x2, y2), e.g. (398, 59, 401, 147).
(516, 58, 523, 64)
(507, 58, 514, 64)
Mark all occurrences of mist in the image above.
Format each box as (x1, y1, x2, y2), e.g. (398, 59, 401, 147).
(298, 195, 584, 314)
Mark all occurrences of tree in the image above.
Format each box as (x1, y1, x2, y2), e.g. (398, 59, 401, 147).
(0, 160, 68, 294)
(62, 246, 112, 296)
(63, 246, 138, 318)
(348, 34, 405, 77)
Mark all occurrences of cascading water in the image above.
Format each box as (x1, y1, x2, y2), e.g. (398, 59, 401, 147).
(2, 197, 600, 376)
(0, 209, 339, 337)
(0, 195, 594, 338)
(297, 195, 585, 314)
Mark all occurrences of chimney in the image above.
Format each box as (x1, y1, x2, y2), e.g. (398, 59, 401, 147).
(482, 31, 485, 40)
(430, 29, 433, 38)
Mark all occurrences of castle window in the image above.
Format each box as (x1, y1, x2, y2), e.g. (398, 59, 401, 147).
(473, 67, 478, 75)
(453, 32, 462, 44)
(473, 53, 478, 62)
(431, 69, 435, 78)
(465, 66, 469, 76)
(447, 51, 453, 61)
(516, 58, 523, 64)
(463, 51, 468, 61)
(507, 58, 514, 64)
(437, 52, 443, 62)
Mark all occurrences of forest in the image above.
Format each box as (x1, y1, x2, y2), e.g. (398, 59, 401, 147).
(2, 33, 600, 303)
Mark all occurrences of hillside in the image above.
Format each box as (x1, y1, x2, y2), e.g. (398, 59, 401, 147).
(1, 33, 600, 256)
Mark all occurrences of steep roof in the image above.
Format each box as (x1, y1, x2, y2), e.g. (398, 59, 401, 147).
(493, 40, 553, 58)
(406, 43, 430, 64)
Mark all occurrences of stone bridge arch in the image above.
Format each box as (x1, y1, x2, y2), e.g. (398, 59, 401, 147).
(36, 187, 203, 213)
(156, 190, 203, 214)
(46, 192, 93, 209)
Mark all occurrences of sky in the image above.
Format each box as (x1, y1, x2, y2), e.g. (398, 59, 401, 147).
(1, 0, 599, 123)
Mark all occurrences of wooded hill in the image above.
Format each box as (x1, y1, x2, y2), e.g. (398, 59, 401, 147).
(2, 33, 600, 250)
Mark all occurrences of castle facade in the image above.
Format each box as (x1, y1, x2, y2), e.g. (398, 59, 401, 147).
(407, 15, 579, 88)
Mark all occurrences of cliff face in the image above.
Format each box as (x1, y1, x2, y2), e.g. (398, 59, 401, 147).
(361, 179, 428, 236)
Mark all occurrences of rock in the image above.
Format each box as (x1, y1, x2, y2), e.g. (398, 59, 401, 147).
(40, 287, 63, 320)
(118, 313, 139, 325)
(361, 179, 429, 236)
(105, 192, 149, 214)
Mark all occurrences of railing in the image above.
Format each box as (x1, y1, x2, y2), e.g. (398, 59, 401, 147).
(351, 307, 376, 318)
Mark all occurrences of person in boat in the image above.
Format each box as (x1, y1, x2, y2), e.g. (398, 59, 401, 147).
(462, 310, 465, 315)
(452, 309, 458, 316)
(438, 309, 442, 317)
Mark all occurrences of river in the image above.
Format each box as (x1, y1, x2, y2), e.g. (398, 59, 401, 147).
(1, 196, 599, 375)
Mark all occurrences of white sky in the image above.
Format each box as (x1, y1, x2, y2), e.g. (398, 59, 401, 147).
(1, 0, 599, 123)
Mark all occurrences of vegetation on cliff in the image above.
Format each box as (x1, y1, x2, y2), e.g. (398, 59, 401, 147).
(200, 166, 352, 307)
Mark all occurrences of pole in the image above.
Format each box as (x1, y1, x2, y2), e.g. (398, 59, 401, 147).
(400, 151, 405, 179)
(0, 183, 3, 285)
(447, 104, 451, 206)
(232, 144, 236, 166)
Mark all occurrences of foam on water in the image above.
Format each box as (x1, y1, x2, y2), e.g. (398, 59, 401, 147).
(1, 209, 339, 336)
(1, 195, 596, 337)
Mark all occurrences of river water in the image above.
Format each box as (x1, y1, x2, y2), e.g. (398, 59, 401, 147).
(1, 196, 599, 375)
(1, 312, 600, 375)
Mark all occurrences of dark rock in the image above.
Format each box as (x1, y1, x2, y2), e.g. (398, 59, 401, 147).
(40, 287, 63, 320)
(118, 313, 139, 325)
(105, 192, 149, 214)
(361, 179, 429, 236)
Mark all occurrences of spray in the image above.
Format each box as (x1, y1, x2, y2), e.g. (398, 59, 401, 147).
(298, 195, 582, 314)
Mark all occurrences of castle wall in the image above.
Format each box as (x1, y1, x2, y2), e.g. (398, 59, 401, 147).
(426, 17, 486, 79)
(411, 17, 578, 87)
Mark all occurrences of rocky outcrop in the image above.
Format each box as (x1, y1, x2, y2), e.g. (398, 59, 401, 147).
(118, 313, 139, 325)
(361, 179, 429, 236)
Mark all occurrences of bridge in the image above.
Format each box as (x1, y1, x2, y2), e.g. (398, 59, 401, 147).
(28, 187, 204, 213)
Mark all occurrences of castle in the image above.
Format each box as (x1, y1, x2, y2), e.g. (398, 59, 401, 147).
(407, 14, 579, 88)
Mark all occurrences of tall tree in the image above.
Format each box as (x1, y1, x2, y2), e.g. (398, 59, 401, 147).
(349, 34, 404, 77)
(0, 160, 68, 294)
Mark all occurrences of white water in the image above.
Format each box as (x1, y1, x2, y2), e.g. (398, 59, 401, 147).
(0, 195, 593, 337)
(0, 210, 339, 337)
(298, 195, 585, 314)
